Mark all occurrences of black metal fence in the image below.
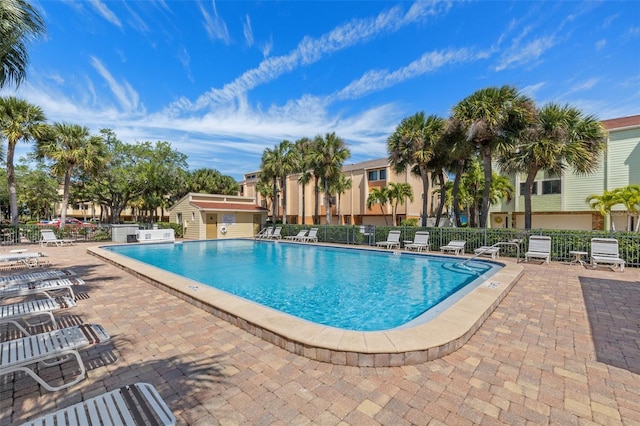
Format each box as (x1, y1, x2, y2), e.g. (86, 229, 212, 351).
(276, 224, 640, 268)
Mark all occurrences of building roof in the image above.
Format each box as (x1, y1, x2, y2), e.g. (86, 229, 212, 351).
(190, 201, 268, 212)
(601, 114, 640, 130)
(342, 157, 389, 172)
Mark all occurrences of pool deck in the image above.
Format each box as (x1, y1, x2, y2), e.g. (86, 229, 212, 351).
(2, 241, 640, 424)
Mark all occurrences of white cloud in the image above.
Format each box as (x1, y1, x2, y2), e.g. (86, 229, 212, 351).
(178, 46, 193, 83)
(90, 56, 141, 112)
(334, 48, 489, 101)
(199, 0, 230, 44)
(261, 36, 273, 58)
(88, 0, 122, 28)
(243, 14, 254, 47)
(521, 82, 546, 99)
(595, 39, 606, 51)
(602, 13, 619, 29)
(172, 0, 453, 113)
(495, 35, 556, 71)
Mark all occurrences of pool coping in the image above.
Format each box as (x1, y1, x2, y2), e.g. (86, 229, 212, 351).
(88, 242, 523, 367)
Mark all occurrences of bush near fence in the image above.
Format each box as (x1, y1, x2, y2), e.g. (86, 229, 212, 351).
(277, 224, 640, 268)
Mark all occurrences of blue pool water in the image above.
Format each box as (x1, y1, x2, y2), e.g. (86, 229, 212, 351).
(106, 240, 499, 331)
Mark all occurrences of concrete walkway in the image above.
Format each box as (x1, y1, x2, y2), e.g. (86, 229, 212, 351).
(2, 242, 639, 425)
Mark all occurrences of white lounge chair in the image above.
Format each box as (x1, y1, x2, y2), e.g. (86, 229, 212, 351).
(474, 246, 500, 259)
(376, 230, 401, 249)
(1, 277, 85, 301)
(255, 226, 273, 239)
(0, 252, 47, 268)
(21, 382, 176, 426)
(590, 238, 625, 272)
(269, 227, 283, 239)
(0, 269, 75, 287)
(524, 235, 551, 264)
(40, 229, 75, 247)
(285, 230, 308, 241)
(0, 296, 76, 335)
(405, 231, 430, 252)
(301, 228, 318, 243)
(440, 240, 466, 255)
(0, 324, 110, 391)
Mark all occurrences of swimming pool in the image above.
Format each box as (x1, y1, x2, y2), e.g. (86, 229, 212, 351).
(105, 239, 499, 331)
(91, 240, 522, 366)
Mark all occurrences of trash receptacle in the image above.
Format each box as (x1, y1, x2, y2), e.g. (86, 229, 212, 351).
(126, 234, 137, 243)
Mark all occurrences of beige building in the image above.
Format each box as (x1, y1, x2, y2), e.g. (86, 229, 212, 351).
(169, 193, 268, 240)
(240, 158, 441, 226)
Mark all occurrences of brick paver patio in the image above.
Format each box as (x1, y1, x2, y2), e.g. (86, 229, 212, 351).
(2, 242, 639, 425)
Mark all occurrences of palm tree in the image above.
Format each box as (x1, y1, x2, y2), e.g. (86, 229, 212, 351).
(330, 173, 352, 224)
(442, 119, 475, 227)
(366, 186, 390, 225)
(0, 96, 47, 225)
(294, 137, 313, 225)
(611, 185, 640, 231)
(452, 85, 535, 228)
(387, 112, 445, 226)
(387, 182, 413, 226)
(307, 133, 351, 225)
(37, 123, 107, 228)
(587, 190, 620, 231)
(498, 103, 607, 229)
(0, 0, 45, 88)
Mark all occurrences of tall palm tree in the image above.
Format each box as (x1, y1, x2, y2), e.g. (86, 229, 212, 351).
(366, 186, 390, 225)
(330, 173, 352, 225)
(0, 96, 47, 225)
(37, 123, 107, 228)
(307, 133, 350, 225)
(453, 85, 535, 228)
(294, 137, 313, 224)
(442, 118, 475, 227)
(387, 112, 445, 226)
(387, 182, 413, 226)
(0, 0, 45, 88)
(499, 103, 607, 229)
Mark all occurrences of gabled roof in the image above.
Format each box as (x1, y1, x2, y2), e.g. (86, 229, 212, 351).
(601, 114, 640, 130)
(190, 201, 268, 212)
(342, 157, 389, 172)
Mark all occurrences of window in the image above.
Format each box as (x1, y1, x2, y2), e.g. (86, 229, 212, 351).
(176, 213, 183, 224)
(520, 182, 538, 196)
(367, 168, 387, 181)
(541, 179, 561, 194)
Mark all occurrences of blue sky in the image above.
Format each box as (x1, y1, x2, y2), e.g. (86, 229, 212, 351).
(3, 1, 639, 181)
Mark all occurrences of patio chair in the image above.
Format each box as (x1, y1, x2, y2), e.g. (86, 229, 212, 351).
(1, 277, 85, 301)
(376, 230, 401, 249)
(0, 251, 47, 268)
(473, 246, 500, 259)
(0, 296, 77, 335)
(405, 231, 430, 252)
(40, 229, 75, 247)
(524, 235, 551, 264)
(301, 228, 318, 243)
(590, 237, 625, 272)
(0, 324, 110, 391)
(440, 240, 466, 255)
(285, 230, 308, 241)
(0, 269, 75, 287)
(255, 226, 273, 239)
(269, 227, 283, 239)
(21, 382, 176, 425)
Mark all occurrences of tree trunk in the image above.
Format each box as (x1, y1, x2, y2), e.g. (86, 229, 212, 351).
(480, 144, 492, 228)
(272, 177, 278, 223)
(59, 169, 72, 229)
(435, 170, 446, 227)
(7, 143, 19, 226)
(301, 182, 306, 225)
(313, 176, 320, 224)
(324, 180, 331, 225)
(452, 160, 465, 227)
(523, 169, 538, 230)
(420, 166, 430, 227)
(281, 177, 287, 224)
